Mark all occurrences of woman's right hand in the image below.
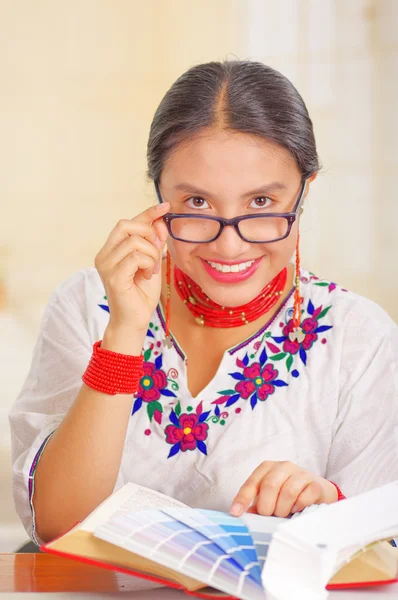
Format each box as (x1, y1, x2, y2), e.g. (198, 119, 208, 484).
(94, 202, 170, 351)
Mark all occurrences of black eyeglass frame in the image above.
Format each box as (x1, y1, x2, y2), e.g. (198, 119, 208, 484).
(154, 179, 307, 244)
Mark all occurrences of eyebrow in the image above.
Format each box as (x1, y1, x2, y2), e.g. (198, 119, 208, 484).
(173, 181, 288, 197)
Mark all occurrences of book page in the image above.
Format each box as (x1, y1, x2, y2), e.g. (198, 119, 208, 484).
(81, 482, 188, 533)
(277, 480, 398, 554)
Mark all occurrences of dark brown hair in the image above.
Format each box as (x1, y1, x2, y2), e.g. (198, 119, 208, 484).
(147, 60, 319, 181)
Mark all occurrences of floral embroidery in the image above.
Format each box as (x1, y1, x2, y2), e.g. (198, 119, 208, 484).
(270, 300, 333, 370)
(132, 349, 179, 425)
(165, 401, 209, 457)
(97, 282, 335, 457)
(212, 347, 288, 410)
(213, 299, 332, 409)
(300, 273, 347, 294)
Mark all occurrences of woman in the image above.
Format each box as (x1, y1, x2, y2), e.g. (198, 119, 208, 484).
(10, 61, 398, 545)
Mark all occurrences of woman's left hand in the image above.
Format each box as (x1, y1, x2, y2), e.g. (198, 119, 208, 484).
(230, 461, 338, 518)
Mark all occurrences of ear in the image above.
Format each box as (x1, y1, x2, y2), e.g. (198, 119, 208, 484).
(303, 172, 317, 201)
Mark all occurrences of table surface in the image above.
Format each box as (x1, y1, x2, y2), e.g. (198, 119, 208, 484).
(1, 553, 398, 599)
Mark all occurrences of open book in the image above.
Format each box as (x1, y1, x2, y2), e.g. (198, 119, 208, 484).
(41, 481, 398, 600)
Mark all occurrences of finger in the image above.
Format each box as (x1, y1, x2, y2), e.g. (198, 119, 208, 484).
(291, 481, 323, 513)
(255, 461, 297, 516)
(134, 202, 170, 225)
(99, 220, 159, 262)
(107, 251, 157, 291)
(230, 462, 276, 516)
(152, 216, 169, 243)
(103, 234, 161, 274)
(273, 473, 312, 517)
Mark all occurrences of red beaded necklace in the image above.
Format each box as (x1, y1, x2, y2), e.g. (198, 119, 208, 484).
(173, 264, 288, 328)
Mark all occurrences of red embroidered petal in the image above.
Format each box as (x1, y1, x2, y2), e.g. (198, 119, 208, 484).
(243, 362, 261, 380)
(235, 379, 256, 399)
(180, 435, 197, 451)
(152, 369, 167, 389)
(165, 425, 184, 444)
(302, 333, 317, 350)
(193, 422, 209, 441)
(257, 383, 275, 400)
(142, 387, 161, 402)
(283, 340, 300, 355)
(261, 364, 278, 382)
(179, 413, 198, 428)
(142, 363, 155, 376)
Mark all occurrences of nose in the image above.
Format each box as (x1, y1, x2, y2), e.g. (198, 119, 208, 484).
(209, 223, 251, 257)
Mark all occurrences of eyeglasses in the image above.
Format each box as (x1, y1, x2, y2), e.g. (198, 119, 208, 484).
(154, 179, 307, 244)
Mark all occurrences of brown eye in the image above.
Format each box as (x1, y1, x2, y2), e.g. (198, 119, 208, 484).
(186, 197, 209, 209)
(250, 197, 272, 208)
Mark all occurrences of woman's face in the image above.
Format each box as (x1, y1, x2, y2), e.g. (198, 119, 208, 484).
(159, 128, 309, 308)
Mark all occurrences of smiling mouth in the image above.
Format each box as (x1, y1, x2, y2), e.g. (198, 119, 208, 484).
(204, 259, 256, 273)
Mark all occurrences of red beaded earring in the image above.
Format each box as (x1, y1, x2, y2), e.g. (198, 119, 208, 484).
(165, 250, 172, 343)
(289, 230, 304, 343)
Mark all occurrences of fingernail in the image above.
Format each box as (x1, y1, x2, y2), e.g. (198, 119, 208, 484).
(154, 262, 160, 275)
(230, 503, 244, 517)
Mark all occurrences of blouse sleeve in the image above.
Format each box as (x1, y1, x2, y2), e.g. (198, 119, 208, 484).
(8, 271, 94, 544)
(326, 298, 398, 497)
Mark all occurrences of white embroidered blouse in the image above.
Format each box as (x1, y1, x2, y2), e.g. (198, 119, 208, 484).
(9, 267, 398, 544)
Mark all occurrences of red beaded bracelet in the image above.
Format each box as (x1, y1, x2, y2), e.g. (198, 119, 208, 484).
(82, 340, 144, 396)
(329, 481, 346, 501)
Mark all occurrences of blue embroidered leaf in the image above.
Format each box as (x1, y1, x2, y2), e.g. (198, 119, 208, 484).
(299, 348, 307, 365)
(218, 389, 237, 395)
(98, 304, 110, 313)
(272, 336, 287, 343)
(273, 379, 288, 387)
(147, 328, 155, 338)
(286, 354, 293, 372)
(132, 398, 142, 415)
(229, 372, 245, 381)
(308, 300, 315, 315)
(225, 394, 240, 407)
(155, 354, 163, 370)
(175, 401, 182, 417)
(160, 388, 177, 397)
(243, 353, 249, 366)
(168, 443, 180, 458)
(196, 401, 203, 416)
(197, 441, 207, 455)
(169, 410, 180, 426)
(198, 410, 211, 423)
(259, 347, 268, 366)
(250, 393, 258, 410)
(215, 405, 220, 416)
(315, 325, 333, 333)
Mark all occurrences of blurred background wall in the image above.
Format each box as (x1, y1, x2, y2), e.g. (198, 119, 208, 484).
(1, 0, 397, 549)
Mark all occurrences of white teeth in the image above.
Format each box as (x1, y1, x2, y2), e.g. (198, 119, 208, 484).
(206, 260, 255, 273)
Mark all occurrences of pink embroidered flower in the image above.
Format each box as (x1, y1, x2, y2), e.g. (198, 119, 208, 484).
(138, 362, 167, 402)
(282, 318, 318, 355)
(235, 362, 279, 401)
(165, 413, 209, 452)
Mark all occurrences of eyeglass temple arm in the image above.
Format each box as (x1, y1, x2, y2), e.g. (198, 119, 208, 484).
(154, 180, 164, 204)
